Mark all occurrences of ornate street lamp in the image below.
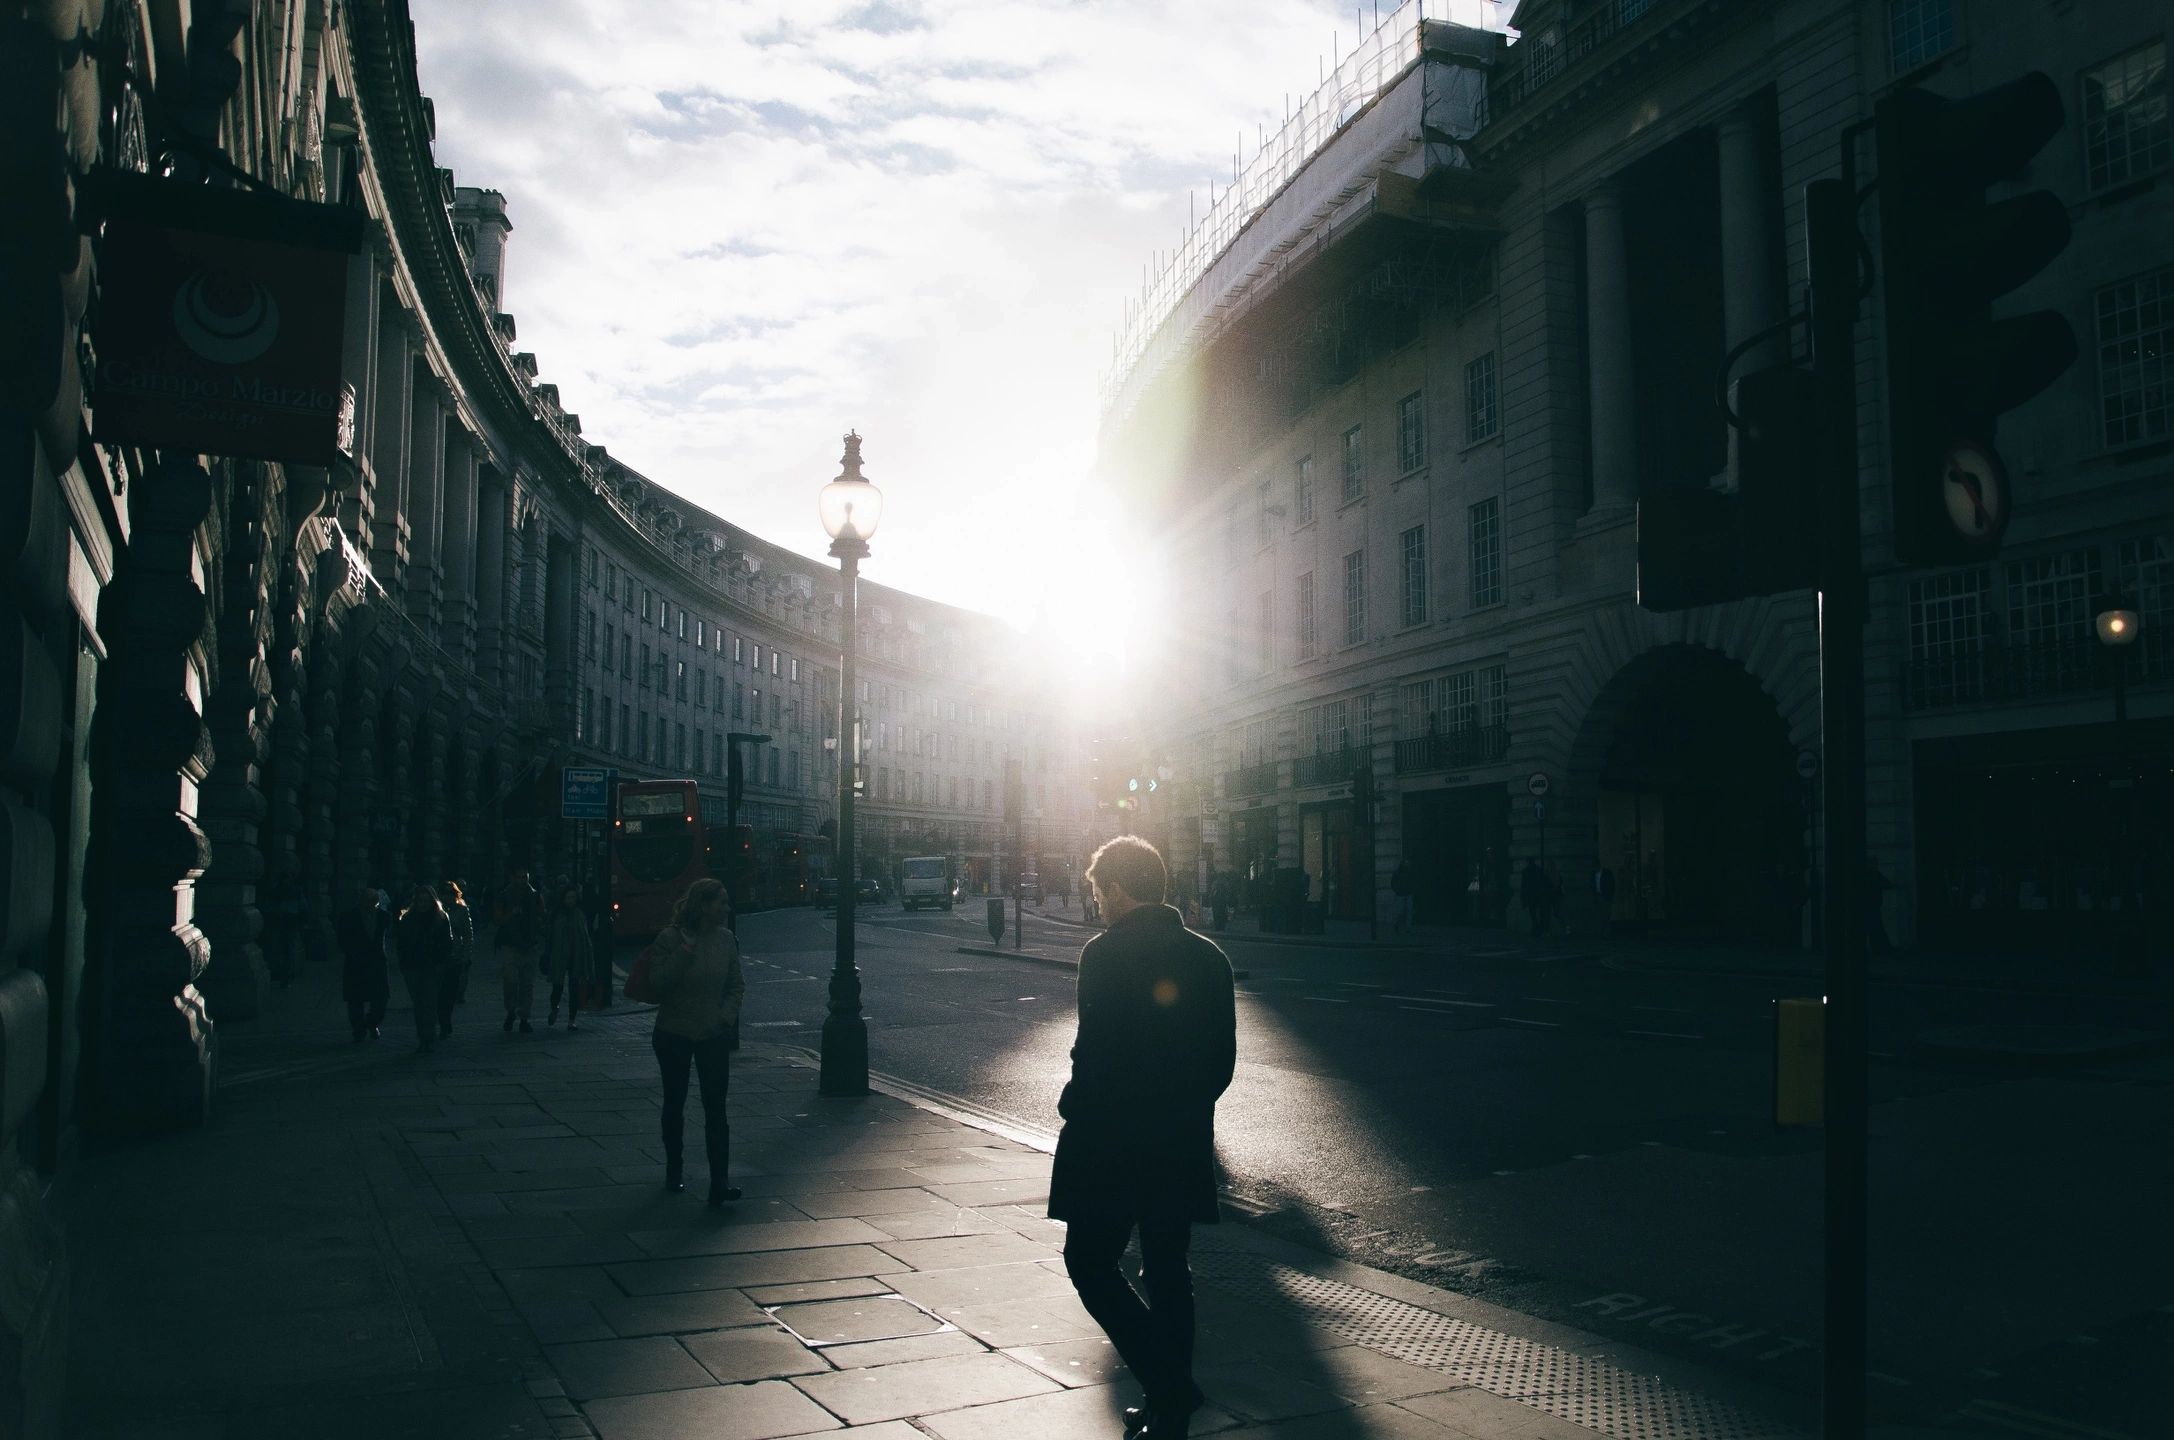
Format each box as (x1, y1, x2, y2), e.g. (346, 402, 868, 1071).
(819, 432, 882, 1096)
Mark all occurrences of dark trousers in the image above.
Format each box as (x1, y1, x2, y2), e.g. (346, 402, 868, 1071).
(652, 1030, 732, 1183)
(436, 965, 465, 1034)
(346, 995, 386, 1038)
(1063, 1207, 1197, 1416)
(548, 977, 580, 1022)
(401, 966, 440, 1045)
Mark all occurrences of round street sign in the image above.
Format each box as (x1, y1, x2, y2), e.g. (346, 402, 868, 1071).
(1527, 771, 1551, 798)
(1795, 749, 1820, 781)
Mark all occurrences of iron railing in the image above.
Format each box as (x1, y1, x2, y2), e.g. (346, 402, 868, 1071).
(1223, 760, 1281, 799)
(1294, 748, 1365, 787)
(1902, 629, 2170, 710)
(1484, 0, 1664, 125)
(1393, 723, 1510, 773)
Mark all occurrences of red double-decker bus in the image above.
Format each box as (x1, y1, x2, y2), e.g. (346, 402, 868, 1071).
(611, 778, 705, 939)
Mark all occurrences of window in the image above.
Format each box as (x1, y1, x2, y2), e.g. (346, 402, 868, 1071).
(658, 601, 669, 634)
(696, 618, 706, 647)
(752, 687, 762, 726)
(771, 652, 781, 677)
(675, 660, 687, 700)
(2085, 43, 2170, 193)
(604, 623, 615, 668)
(619, 702, 630, 752)
(694, 670, 706, 707)
(638, 711, 651, 762)
(771, 692, 781, 726)
(1400, 525, 1429, 628)
(1888, 0, 1953, 75)
(2118, 533, 2172, 629)
(641, 588, 651, 622)
(677, 608, 687, 640)
(581, 688, 593, 741)
(1465, 352, 1498, 443)
(1257, 480, 1272, 549)
(733, 683, 744, 720)
(790, 657, 801, 682)
(1257, 590, 1275, 673)
(599, 698, 613, 750)
(1469, 498, 1502, 607)
(1296, 572, 1317, 660)
(1303, 698, 1350, 755)
(732, 635, 744, 664)
(1295, 456, 1315, 524)
(606, 561, 618, 600)
(1397, 390, 1426, 473)
(675, 723, 686, 769)
(752, 644, 763, 672)
(1906, 569, 1987, 705)
(640, 643, 651, 688)
(787, 752, 800, 789)
(1340, 425, 1364, 503)
(2007, 548, 2101, 652)
(1342, 549, 1367, 647)
(584, 608, 596, 659)
(2097, 267, 2172, 447)
(621, 633, 632, 679)
(585, 547, 597, 586)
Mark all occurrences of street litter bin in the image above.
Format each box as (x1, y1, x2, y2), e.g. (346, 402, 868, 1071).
(986, 898, 1005, 944)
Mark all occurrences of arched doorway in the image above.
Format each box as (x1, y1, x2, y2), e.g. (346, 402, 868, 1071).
(1583, 646, 1803, 942)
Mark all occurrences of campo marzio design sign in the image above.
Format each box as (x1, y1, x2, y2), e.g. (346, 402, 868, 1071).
(90, 172, 364, 465)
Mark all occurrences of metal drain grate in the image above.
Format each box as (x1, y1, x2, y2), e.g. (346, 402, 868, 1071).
(1188, 1247, 1806, 1440)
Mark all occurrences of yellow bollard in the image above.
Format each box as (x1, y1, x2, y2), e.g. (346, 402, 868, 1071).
(1774, 996, 1825, 1128)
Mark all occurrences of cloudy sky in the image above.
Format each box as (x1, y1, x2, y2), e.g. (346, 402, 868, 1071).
(410, 0, 1506, 638)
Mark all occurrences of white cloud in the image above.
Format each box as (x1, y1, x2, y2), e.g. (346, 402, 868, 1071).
(410, 0, 1409, 620)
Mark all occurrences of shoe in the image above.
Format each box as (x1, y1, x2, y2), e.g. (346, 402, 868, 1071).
(502, 1012, 515, 1032)
(518, 1020, 533, 1034)
(707, 1185, 742, 1208)
(1125, 1385, 1206, 1434)
(566, 1021, 579, 1032)
(439, 1024, 452, 1039)
(665, 1160, 684, 1193)
(369, 1026, 381, 1040)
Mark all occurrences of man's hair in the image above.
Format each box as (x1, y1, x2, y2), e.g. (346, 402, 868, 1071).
(1087, 835, 1167, 905)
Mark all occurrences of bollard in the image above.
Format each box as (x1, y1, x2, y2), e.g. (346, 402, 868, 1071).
(986, 898, 1005, 945)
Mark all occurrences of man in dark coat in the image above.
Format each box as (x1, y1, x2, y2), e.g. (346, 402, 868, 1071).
(335, 883, 390, 1041)
(1050, 836, 1236, 1440)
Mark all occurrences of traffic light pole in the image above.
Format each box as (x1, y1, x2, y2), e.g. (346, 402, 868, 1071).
(1808, 173, 1869, 1440)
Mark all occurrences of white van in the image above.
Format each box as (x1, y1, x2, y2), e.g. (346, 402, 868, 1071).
(899, 856, 953, 911)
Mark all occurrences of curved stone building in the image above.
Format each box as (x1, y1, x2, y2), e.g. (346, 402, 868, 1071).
(1, 3, 1085, 1424)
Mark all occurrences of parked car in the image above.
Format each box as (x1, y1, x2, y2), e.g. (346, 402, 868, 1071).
(855, 877, 883, 905)
(813, 876, 839, 905)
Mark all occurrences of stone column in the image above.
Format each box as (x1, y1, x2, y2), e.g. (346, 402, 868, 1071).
(405, 370, 446, 629)
(544, 531, 576, 726)
(441, 424, 479, 665)
(339, 229, 384, 546)
(369, 307, 414, 591)
(334, 646, 383, 903)
(86, 456, 218, 1134)
(475, 468, 510, 689)
(382, 685, 416, 897)
(414, 703, 450, 887)
(302, 609, 346, 956)
(1584, 180, 1638, 511)
(1718, 105, 1783, 376)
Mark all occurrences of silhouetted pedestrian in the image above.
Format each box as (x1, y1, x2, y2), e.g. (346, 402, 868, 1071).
(439, 881, 474, 1037)
(649, 877, 746, 1206)
(336, 884, 389, 1041)
(395, 885, 452, 1053)
(495, 869, 543, 1033)
(1521, 858, 1554, 938)
(1051, 837, 1236, 1440)
(544, 883, 592, 1030)
(1390, 858, 1415, 933)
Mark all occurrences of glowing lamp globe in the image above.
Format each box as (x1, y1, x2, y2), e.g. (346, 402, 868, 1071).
(820, 431, 883, 545)
(2095, 598, 2139, 647)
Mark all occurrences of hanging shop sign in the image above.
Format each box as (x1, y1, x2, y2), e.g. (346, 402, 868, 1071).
(87, 171, 364, 465)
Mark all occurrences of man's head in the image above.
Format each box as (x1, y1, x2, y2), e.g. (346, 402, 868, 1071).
(1087, 835, 1167, 921)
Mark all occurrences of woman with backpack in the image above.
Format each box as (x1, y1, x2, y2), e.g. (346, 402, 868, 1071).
(640, 877, 745, 1206)
(394, 884, 453, 1054)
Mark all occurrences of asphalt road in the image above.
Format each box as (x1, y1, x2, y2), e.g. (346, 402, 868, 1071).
(726, 902, 2171, 1437)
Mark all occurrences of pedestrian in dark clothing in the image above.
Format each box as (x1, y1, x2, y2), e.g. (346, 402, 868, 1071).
(1390, 859, 1416, 933)
(395, 885, 452, 1053)
(1050, 836, 1237, 1440)
(545, 884, 592, 1030)
(495, 870, 543, 1032)
(649, 877, 746, 1206)
(1521, 859, 1553, 938)
(336, 885, 390, 1041)
(439, 881, 475, 1038)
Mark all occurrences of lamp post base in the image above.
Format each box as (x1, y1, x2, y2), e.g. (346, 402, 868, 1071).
(818, 1012, 869, 1096)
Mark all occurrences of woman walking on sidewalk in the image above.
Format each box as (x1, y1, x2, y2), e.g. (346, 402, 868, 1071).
(438, 880, 474, 1038)
(544, 883, 592, 1030)
(649, 877, 745, 1206)
(394, 885, 452, 1054)
(336, 884, 390, 1041)
(494, 869, 543, 1033)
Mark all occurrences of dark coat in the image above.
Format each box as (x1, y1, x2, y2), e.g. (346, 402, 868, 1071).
(1048, 903, 1237, 1225)
(336, 904, 389, 1003)
(395, 908, 452, 971)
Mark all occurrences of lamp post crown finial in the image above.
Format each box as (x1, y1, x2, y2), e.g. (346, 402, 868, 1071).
(840, 431, 865, 481)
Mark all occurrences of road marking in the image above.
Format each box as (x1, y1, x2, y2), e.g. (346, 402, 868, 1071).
(1625, 1029, 1704, 1041)
(1631, 1005, 1699, 1015)
(1572, 1154, 1594, 1161)
(1492, 1169, 1517, 1176)
(1335, 981, 1385, 989)
(1384, 995, 1494, 1008)
(1866, 1370, 1913, 1388)
(1521, 996, 1577, 1005)
(1959, 1399, 2136, 1440)
(1304, 996, 1350, 1004)
(1499, 1017, 1560, 1029)
(747, 1020, 801, 1028)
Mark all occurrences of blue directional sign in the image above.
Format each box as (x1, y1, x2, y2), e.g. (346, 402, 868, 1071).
(561, 766, 613, 820)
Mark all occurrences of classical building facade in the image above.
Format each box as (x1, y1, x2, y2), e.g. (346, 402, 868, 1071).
(1, 2, 1083, 1428)
(1101, 0, 2170, 950)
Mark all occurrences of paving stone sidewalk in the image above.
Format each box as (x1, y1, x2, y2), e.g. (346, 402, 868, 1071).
(63, 958, 1811, 1440)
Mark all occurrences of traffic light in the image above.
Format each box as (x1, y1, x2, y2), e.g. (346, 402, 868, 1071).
(1875, 71, 2076, 566)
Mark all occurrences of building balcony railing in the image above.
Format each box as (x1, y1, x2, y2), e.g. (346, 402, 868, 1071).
(1482, 0, 1666, 126)
(1902, 629, 2170, 711)
(1223, 760, 1280, 800)
(1294, 748, 1365, 788)
(1393, 723, 1510, 774)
